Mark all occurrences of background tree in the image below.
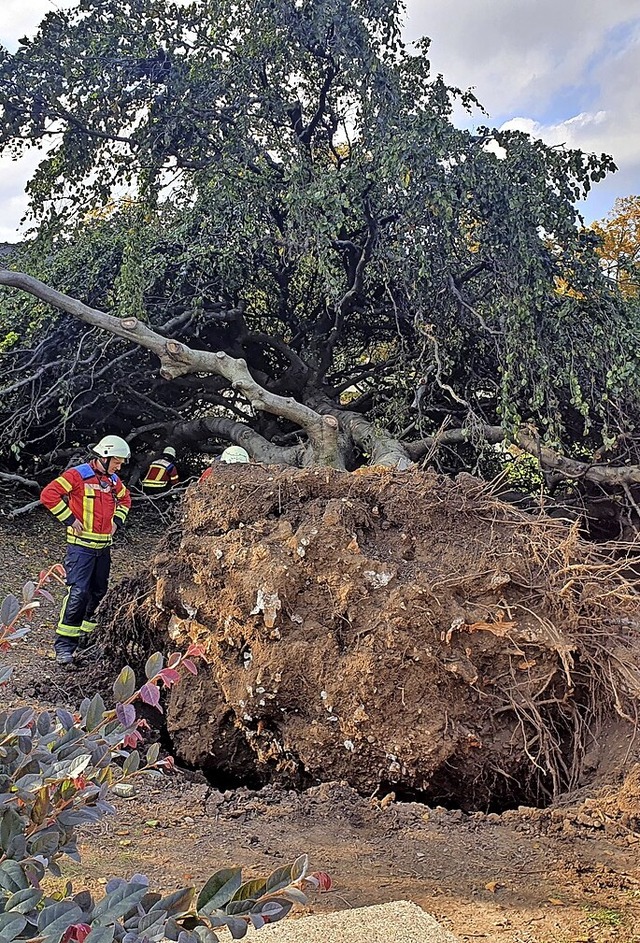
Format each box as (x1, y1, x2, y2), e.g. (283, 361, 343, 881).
(591, 195, 640, 298)
(1, 0, 639, 531)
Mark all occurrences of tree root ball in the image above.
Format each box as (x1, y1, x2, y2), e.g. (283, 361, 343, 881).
(102, 465, 640, 810)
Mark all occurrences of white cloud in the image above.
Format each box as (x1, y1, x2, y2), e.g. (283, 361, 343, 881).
(0, 0, 77, 52)
(403, 1, 640, 219)
(0, 150, 42, 242)
(405, 0, 640, 116)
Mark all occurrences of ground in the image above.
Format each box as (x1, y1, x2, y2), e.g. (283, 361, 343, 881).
(1, 505, 640, 943)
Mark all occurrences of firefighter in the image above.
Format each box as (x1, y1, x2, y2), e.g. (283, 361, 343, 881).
(141, 445, 179, 494)
(40, 435, 132, 664)
(199, 445, 250, 482)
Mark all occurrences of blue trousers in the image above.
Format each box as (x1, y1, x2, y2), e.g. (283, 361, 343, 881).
(56, 545, 111, 652)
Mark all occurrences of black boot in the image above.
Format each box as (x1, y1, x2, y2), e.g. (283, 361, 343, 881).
(54, 635, 78, 666)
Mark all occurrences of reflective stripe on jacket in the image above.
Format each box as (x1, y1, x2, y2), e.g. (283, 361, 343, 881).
(142, 458, 179, 490)
(40, 462, 131, 547)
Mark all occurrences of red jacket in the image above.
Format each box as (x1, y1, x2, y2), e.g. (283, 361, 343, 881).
(41, 461, 131, 548)
(142, 457, 179, 490)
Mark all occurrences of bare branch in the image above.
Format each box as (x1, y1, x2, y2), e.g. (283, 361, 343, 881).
(4, 499, 41, 518)
(0, 471, 40, 490)
(0, 270, 342, 466)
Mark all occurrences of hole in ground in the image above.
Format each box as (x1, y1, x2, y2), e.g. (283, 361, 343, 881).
(161, 715, 560, 814)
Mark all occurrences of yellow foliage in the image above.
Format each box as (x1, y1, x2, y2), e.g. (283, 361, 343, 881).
(590, 195, 640, 297)
(554, 276, 586, 300)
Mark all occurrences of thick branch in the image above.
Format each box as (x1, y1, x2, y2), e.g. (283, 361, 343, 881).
(405, 425, 640, 486)
(169, 416, 303, 465)
(0, 471, 40, 490)
(0, 271, 341, 465)
(306, 393, 411, 469)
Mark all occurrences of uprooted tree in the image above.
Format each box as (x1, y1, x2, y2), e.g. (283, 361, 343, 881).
(1, 0, 640, 524)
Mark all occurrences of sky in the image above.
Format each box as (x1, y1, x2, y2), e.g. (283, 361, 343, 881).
(1, 0, 639, 242)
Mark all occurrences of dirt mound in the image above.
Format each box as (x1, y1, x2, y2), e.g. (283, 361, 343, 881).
(102, 465, 640, 810)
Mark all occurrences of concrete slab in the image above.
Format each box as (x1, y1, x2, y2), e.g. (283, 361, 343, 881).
(243, 900, 460, 943)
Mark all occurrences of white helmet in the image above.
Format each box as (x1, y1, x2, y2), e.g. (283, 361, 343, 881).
(163, 446, 177, 458)
(93, 435, 131, 460)
(220, 446, 250, 464)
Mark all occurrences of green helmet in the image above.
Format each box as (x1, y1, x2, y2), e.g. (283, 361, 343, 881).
(163, 446, 177, 459)
(220, 446, 250, 464)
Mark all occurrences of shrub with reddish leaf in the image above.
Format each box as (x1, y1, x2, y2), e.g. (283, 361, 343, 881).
(0, 577, 330, 941)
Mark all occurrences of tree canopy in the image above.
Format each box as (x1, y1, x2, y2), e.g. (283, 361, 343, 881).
(1, 0, 639, 520)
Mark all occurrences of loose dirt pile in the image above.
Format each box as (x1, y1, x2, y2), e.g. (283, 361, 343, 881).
(102, 465, 640, 810)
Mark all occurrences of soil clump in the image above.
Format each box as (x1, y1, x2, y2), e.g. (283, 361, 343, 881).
(101, 465, 640, 811)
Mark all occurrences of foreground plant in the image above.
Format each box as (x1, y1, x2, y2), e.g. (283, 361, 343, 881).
(5, 856, 331, 943)
(1, 579, 330, 941)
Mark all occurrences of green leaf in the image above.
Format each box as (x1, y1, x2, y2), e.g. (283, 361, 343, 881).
(145, 652, 164, 679)
(251, 898, 292, 923)
(230, 878, 267, 903)
(196, 868, 243, 915)
(37, 901, 84, 941)
(113, 665, 136, 701)
(4, 887, 43, 912)
(146, 742, 160, 765)
(91, 880, 148, 925)
(0, 912, 27, 942)
(84, 929, 116, 943)
(227, 916, 249, 940)
(149, 885, 194, 916)
(0, 859, 28, 892)
(5, 706, 34, 733)
(0, 809, 24, 850)
(138, 911, 168, 936)
(194, 928, 220, 943)
(265, 864, 293, 893)
(122, 750, 140, 775)
(66, 753, 92, 778)
(0, 594, 21, 626)
(85, 692, 106, 732)
(29, 829, 60, 857)
(226, 900, 253, 915)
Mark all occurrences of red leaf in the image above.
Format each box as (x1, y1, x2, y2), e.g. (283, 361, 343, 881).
(311, 871, 332, 891)
(158, 667, 180, 687)
(167, 651, 181, 669)
(139, 681, 161, 709)
(61, 925, 92, 943)
(124, 730, 143, 748)
(186, 643, 205, 658)
(182, 658, 198, 675)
